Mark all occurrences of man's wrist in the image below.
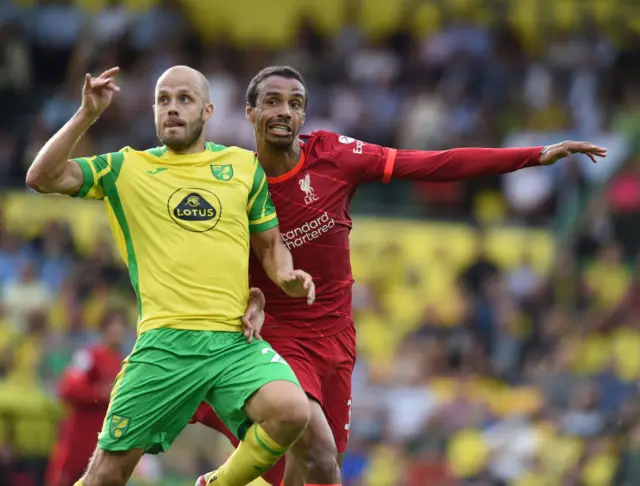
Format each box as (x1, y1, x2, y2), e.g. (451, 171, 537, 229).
(75, 107, 100, 127)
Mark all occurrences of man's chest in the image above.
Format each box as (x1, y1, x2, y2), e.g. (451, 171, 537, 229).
(116, 163, 250, 232)
(269, 169, 350, 227)
(268, 169, 352, 251)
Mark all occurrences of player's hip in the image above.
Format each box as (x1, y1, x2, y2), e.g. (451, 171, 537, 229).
(261, 311, 355, 340)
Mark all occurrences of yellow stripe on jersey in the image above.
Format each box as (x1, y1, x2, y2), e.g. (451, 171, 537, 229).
(71, 144, 276, 334)
(248, 157, 278, 233)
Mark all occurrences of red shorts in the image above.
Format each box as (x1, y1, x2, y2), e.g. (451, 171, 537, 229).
(191, 325, 356, 485)
(264, 325, 356, 453)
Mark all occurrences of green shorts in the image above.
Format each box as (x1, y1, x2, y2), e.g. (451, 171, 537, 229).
(98, 328, 300, 454)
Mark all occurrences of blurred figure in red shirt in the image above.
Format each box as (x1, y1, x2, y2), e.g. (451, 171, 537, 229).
(46, 309, 128, 486)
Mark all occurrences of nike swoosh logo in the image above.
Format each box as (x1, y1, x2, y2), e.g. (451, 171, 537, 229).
(146, 168, 168, 175)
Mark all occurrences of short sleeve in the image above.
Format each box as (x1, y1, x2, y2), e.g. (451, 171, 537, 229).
(248, 159, 278, 233)
(316, 131, 397, 185)
(72, 151, 126, 199)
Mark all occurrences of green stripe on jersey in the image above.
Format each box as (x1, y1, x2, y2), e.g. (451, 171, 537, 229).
(102, 152, 142, 319)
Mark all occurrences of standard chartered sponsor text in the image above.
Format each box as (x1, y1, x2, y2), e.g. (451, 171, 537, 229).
(282, 212, 335, 249)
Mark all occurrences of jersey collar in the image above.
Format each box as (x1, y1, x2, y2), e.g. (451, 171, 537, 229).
(265, 142, 306, 185)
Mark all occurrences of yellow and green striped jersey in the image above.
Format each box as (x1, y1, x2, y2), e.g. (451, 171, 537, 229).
(73, 142, 277, 334)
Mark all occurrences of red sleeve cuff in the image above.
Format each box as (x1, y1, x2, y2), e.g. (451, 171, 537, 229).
(381, 148, 397, 184)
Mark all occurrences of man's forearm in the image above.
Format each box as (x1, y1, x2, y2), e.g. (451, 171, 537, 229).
(26, 108, 95, 191)
(259, 241, 295, 288)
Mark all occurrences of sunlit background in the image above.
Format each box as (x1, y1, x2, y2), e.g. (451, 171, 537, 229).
(2, 0, 640, 485)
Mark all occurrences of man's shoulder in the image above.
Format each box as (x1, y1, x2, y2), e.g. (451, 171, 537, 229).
(302, 131, 362, 157)
(204, 143, 256, 165)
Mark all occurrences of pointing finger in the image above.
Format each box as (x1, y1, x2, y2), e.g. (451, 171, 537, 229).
(99, 67, 120, 79)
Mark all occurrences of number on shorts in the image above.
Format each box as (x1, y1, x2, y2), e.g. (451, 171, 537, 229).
(261, 347, 287, 364)
(345, 398, 352, 432)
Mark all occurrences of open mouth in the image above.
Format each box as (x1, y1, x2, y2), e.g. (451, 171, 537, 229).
(268, 123, 292, 136)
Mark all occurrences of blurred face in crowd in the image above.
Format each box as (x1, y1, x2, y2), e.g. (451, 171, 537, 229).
(247, 75, 306, 149)
(154, 66, 213, 153)
(102, 312, 128, 350)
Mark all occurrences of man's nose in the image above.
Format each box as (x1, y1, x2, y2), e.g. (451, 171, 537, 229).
(277, 104, 292, 118)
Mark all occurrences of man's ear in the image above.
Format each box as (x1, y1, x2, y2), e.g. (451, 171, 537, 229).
(246, 104, 255, 123)
(203, 102, 214, 122)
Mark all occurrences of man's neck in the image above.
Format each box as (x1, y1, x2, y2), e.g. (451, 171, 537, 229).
(169, 140, 206, 155)
(256, 139, 302, 178)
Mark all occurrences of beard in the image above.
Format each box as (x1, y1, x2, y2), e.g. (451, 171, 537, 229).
(157, 117, 204, 153)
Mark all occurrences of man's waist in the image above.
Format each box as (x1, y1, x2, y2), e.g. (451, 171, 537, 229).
(138, 316, 243, 334)
(262, 312, 354, 339)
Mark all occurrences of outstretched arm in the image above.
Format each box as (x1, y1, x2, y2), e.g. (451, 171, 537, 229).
(389, 141, 607, 182)
(324, 131, 606, 184)
(26, 67, 120, 195)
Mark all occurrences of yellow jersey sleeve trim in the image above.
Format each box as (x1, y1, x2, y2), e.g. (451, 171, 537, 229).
(247, 158, 277, 226)
(247, 172, 267, 213)
(249, 213, 278, 233)
(73, 156, 110, 199)
(250, 213, 277, 226)
(73, 158, 96, 198)
(72, 150, 128, 199)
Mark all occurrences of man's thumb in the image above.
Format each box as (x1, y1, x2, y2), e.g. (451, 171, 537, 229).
(83, 73, 92, 92)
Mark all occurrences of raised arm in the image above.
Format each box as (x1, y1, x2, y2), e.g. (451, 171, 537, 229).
(323, 131, 607, 184)
(251, 227, 315, 305)
(25, 67, 120, 195)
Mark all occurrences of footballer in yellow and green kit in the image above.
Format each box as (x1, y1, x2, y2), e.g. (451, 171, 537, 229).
(73, 142, 299, 454)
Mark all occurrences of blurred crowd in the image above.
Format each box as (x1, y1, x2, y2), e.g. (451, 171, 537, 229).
(2, 0, 640, 485)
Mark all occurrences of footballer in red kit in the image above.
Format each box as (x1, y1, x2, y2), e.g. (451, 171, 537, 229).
(193, 66, 607, 486)
(46, 311, 128, 486)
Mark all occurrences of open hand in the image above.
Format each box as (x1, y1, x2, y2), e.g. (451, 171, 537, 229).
(540, 141, 607, 166)
(278, 270, 315, 305)
(81, 67, 121, 121)
(242, 287, 266, 343)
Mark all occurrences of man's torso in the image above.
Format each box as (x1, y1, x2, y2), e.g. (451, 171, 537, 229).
(250, 132, 362, 338)
(75, 143, 261, 333)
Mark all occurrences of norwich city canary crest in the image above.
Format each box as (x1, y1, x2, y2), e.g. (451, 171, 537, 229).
(210, 164, 234, 181)
(109, 415, 130, 439)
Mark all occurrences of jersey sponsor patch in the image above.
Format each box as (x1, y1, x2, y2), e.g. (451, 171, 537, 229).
(338, 135, 356, 144)
(167, 188, 222, 233)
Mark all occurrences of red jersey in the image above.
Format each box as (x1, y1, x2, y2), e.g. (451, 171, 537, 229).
(47, 344, 122, 486)
(250, 131, 543, 339)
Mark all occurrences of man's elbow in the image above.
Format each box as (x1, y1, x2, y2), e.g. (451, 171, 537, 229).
(25, 167, 61, 194)
(25, 167, 49, 193)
